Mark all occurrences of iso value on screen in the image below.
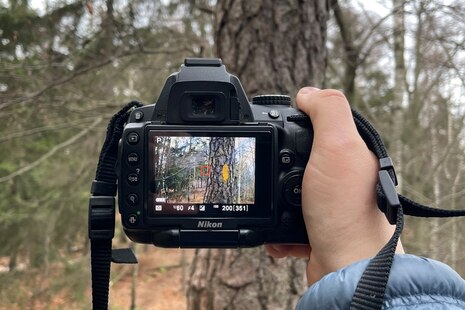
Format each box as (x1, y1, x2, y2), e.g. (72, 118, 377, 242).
(222, 204, 249, 212)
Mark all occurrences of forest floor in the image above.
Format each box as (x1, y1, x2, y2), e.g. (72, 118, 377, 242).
(110, 247, 195, 310)
(0, 248, 195, 310)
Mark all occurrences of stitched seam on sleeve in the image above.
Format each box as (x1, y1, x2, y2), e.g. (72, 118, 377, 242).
(383, 294, 465, 309)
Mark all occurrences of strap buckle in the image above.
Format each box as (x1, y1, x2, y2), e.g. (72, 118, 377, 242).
(379, 170, 401, 225)
(88, 196, 115, 240)
(379, 157, 397, 186)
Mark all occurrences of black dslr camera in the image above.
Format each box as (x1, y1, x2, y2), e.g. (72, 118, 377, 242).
(117, 58, 312, 247)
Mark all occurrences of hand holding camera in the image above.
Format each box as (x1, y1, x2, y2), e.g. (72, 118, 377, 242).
(266, 87, 404, 285)
(89, 58, 465, 308)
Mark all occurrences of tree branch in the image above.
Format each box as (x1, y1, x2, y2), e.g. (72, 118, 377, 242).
(0, 48, 182, 111)
(0, 116, 100, 143)
(0, 58, 121, 110)
(193, 3, 214, 15)
(432, 29, 465, 89)
(0, 118, 102, 183)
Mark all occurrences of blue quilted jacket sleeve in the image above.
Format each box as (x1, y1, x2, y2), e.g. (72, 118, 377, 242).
(296, 254, 465, 309)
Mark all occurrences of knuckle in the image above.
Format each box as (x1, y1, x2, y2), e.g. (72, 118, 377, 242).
(318, 89, 348, 102)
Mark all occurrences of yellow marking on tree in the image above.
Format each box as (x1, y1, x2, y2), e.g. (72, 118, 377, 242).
(222, 164, 229, 182)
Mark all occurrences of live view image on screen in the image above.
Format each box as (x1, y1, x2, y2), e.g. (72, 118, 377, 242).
(150, 135, 255, 204)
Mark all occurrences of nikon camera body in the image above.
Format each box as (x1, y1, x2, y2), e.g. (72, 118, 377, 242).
(117, 58, 313, 247)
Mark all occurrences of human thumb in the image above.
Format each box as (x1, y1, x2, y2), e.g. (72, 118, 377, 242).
(295, 87, 360, 146)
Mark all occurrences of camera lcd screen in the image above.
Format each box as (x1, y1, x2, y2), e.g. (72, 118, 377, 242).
(147, 129, 273, 218)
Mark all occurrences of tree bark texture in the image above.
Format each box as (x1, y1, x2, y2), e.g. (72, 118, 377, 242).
(215, 0, 328, 98)
(187, 1, 329, 309)
(204, 137, 235, 203)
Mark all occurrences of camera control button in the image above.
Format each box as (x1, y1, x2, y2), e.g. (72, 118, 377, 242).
(280, 150, 294, 168)
(134, 111, 144, 121)
(127, 214, 139, 226)
(283, 175, 302, 206)
(127, 194, 139, 206)
(127, 173, 140, 185)
(268, 110, 280, 119)
(127, 132, 139, 144)
(127, 153, 139, 165)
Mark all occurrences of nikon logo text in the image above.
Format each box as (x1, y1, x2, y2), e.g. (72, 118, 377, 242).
(197, 221, 223, 229)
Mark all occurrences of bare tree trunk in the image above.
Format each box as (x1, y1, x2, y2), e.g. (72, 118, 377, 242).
(428, 117, 441, 259)
(187, 1, 329, 309)
(102, 0, 115, 57)
(8, 250, 17, 272)
(448, 108, 464, 269)
(215, 0, 328, 96)
(406, 0, 424, 141)
(449, 163, 463, 270)
(401, 0, 424, 254)
(332, 0, 358, 103)
(392, 0, 406, 192)
(204, 137, 235, 203)
(130, 244, 138, 310)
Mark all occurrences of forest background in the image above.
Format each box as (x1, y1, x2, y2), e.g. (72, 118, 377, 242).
(0, 0, 464, 309)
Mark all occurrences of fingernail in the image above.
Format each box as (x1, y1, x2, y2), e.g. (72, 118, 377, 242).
(299, 87, 320, 94)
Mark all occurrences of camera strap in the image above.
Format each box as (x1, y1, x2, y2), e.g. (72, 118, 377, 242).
(88, 103, 465, 310)
(88, 101, 142, 310)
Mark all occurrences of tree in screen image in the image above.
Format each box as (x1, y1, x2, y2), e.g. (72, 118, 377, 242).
(203, 137, 236, 203)
(152, 136, 211, 203)
(203, 137, 255, 204)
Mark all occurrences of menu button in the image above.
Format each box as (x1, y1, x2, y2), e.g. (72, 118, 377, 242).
(127, 153, 139, 165)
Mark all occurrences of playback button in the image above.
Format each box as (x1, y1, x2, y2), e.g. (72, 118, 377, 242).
(283, 174, 302, 206)
(127, 132, 139, 145)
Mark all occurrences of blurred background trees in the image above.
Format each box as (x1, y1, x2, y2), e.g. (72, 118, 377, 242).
(0, 0, 464, 309)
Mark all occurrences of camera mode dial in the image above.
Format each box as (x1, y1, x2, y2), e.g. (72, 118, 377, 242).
(252, 95, 291, 106)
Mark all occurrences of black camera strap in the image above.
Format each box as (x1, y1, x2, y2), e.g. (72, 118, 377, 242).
(88, 103, 465, 310)
(88, 101, 142, 310)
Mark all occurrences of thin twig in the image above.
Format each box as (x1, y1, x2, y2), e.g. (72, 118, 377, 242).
(0, 116, 100, 143)
(0, 117, 102, 183)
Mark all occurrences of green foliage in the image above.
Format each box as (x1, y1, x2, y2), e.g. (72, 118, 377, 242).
(0, 2, 40, 54)
(0, 0, 214, 307)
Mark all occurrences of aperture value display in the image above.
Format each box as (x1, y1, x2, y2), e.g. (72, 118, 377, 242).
(147, 131, 265, 217)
